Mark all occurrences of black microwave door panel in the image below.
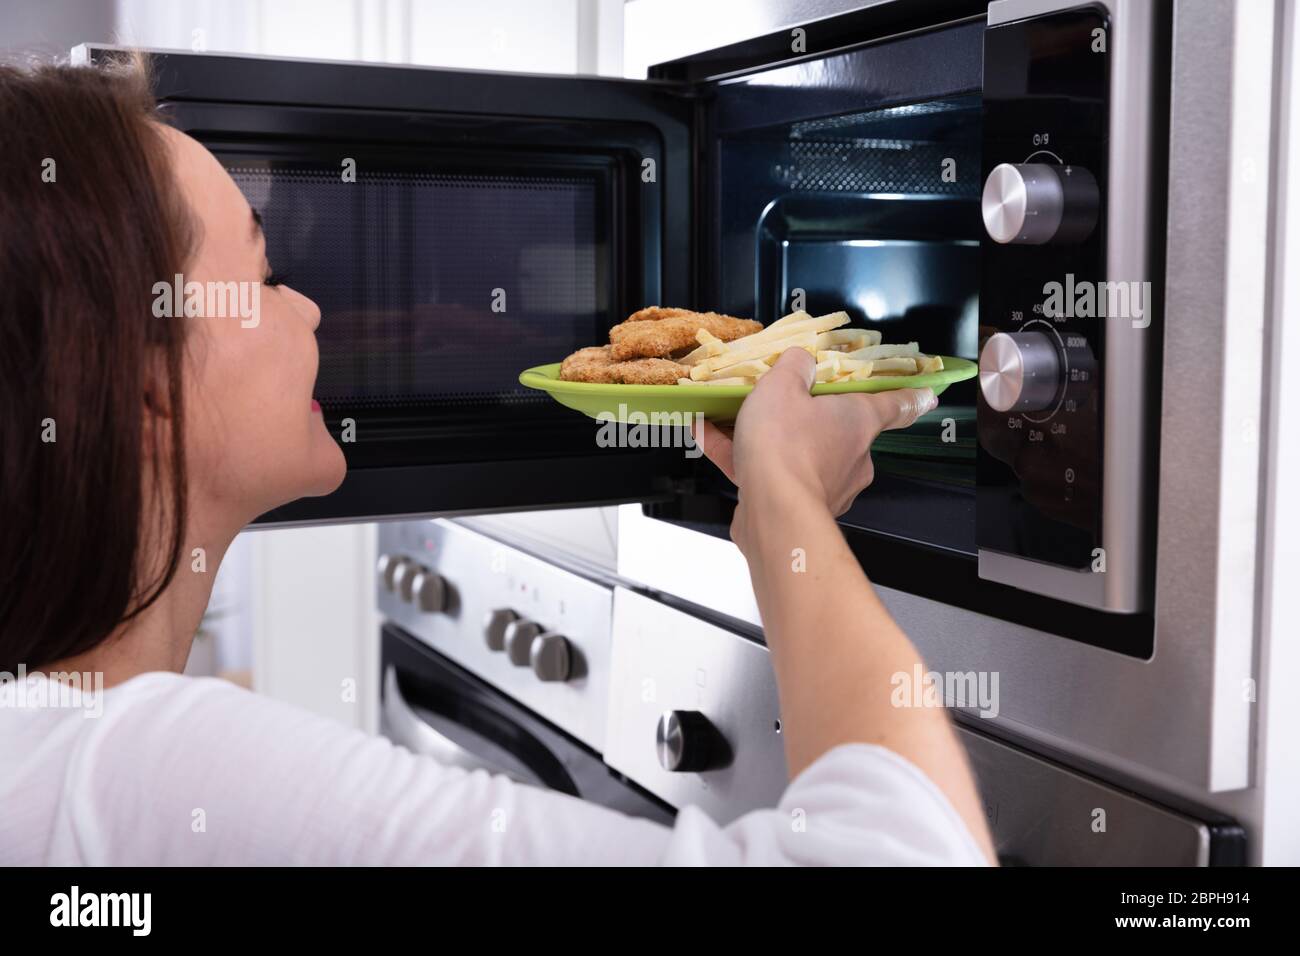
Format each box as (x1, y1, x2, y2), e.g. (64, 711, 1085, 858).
(90, 47, 697, 524)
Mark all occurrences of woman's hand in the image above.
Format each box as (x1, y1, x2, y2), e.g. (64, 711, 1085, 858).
(694, 348, 937, 545)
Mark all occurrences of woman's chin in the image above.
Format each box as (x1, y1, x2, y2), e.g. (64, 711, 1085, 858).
(304, 442, 348, 498)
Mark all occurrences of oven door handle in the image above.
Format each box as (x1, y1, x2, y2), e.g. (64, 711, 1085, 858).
(382, 666, 516, 779)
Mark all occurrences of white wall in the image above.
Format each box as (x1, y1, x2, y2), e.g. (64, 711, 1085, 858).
(114, 0, 623, 74)
(249, 524, 381, 732)
(0, 0, 114, 61)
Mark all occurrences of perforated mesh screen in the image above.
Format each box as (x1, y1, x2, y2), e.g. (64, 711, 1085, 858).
(780, 140, 979, 196)
(229, 165, 603, 409)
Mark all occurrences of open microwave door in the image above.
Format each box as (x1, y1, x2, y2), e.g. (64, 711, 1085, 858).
(75, 45, 695, 525)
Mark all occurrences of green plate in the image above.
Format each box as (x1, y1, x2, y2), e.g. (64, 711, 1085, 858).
(519, 356, 977, 423)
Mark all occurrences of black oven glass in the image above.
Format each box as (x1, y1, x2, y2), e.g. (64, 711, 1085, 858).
(229, 163, 606, 411)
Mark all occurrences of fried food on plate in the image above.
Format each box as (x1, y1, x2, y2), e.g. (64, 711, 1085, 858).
(555, 306, 941, 387)
(608, 309, 762, 361)
(619, 306, 702, 324)
(558, 345, 687, 385)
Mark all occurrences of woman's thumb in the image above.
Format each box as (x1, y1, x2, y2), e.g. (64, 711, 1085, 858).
(872, 387, 938, 431)
(764, 347, 816, 392)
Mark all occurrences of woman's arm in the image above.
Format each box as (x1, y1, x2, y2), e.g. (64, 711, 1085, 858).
(697, 349, 997, 864)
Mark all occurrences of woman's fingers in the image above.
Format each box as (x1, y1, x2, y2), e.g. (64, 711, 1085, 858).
(760, 347, 817, 394)
(694, 419, 736, 483)
(862, 387, 938, 432)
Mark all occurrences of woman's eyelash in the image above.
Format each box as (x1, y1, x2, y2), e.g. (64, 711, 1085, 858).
(264, 270, 290, 288)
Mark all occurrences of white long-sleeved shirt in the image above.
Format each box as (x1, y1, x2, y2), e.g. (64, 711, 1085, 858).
(0, 671, 989, 865)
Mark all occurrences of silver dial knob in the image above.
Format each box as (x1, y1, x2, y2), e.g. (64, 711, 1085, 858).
(483, 608, 518, 651)
(503, 619, 541, 666)
(411, 569, 447, 613)
(377, 553, 405, 593)
(393, 560, 422, 602)
(979, 331, 1063, 413)
(655, 710, 731, 773)
(529, 632, 571, 682)
(981, 162, 1098, 245)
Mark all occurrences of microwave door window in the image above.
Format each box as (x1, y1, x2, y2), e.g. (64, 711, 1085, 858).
(231, 163, 602, 422)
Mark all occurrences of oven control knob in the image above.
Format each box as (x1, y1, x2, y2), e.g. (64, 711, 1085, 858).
(393, 560, 424, 602)
(377, 553, 407, 593)
(411, 569, 447, 613)
(483, 608, 518, 651)
(529, 632, 572, 682)
(656, 710, 732, 773)
(504, 619, 542, 666)
(981, 162, 1098, 245)
(979, 331, 1063, 413)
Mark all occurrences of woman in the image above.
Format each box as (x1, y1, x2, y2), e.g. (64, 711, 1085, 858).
(0, 58, 994, 865)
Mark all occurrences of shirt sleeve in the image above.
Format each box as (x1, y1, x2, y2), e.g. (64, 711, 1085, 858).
(62, 674, 987, 866)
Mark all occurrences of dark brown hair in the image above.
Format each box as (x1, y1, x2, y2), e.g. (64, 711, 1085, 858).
(0, 57, 195, 672)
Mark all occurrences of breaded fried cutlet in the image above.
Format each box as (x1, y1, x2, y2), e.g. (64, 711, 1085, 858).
(620, 306, 703, 324)
(608, 308, 762, 361)
(558, 345, 687, 385)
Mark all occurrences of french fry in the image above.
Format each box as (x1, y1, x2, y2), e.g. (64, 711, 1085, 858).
(847, 362, 876, 381)
(679, 329, 730, 365)
(758, 311, 850, 341)
(842, 342, 920, 361)
(814, 356, 842, 382)
(729, 311, 848, 352)
(916, 354, 944, 374)
(683, 376, 753, 386)
(692, 330, 818, 379)
(697, 328, 728, 354)
(680, 314, 831, 366)
(815, 352, 872, 371)
(815, 329, 864, 350)
(815, 328, 881, 351)
(765, 310, 812, 330)
(869, 357, 922, 375)
(706, 358, 770, 378)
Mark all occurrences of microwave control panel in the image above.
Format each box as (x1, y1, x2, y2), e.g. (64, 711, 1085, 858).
(976, 6, 1110, 571)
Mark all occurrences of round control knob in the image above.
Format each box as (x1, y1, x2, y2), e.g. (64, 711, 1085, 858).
(393, 560, 422, 602)
(483, 608, 518, 651)
(504, 619, 541, 666)
(529, 632, 571, 682)
(655, 710, 732, 773)
(377, 553, 406, 593)
(979, 331, 1063, 413)
(410, 569, 447, 613)
(981, 162, 1098, 245)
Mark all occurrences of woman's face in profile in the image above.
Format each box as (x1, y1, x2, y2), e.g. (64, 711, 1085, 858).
(159, 125, 346, 523)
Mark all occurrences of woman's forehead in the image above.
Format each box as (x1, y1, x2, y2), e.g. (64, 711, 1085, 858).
(157, 124, 249, 239)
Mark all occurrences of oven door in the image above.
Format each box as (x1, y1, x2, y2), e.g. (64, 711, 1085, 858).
(381, 622, 674, 825)
(78, 45, 695, 525)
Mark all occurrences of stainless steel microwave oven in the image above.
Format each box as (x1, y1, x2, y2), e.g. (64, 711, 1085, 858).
(76, 0, 1281, 797)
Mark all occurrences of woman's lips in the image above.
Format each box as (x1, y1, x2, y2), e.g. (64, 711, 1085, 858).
(311, 399, 321, 413)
